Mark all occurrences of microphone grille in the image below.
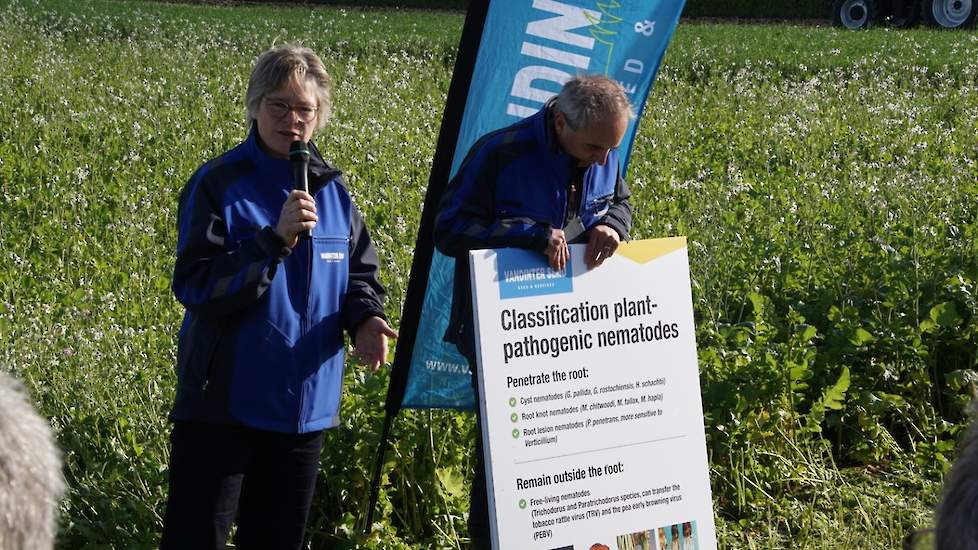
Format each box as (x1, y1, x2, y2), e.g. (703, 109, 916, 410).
(289, 140, 310, 159)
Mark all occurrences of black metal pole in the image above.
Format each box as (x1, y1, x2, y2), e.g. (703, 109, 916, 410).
(382, 0, 492, 417)
(363, 0, 491, 536)
(363, 411, 394, 534)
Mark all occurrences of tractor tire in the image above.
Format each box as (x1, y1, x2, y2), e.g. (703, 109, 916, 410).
(832, 0, 879, 29)
(921, 0, 977, 28)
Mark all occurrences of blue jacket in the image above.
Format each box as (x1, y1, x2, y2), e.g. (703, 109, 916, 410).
(170, 127, 386, 433)
(434, 102, 632, 356)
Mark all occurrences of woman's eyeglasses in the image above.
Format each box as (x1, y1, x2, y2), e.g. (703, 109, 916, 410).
(264, 99, 318, 123)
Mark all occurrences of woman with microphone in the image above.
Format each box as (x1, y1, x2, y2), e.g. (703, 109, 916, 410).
(160, 43, 396, 550)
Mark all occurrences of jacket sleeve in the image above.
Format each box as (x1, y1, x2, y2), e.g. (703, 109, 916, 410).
(596, 172, 632, 241)
(342, 203, 387, 338)
(171, 168, 291, 318)
(433, 142, 551, 257)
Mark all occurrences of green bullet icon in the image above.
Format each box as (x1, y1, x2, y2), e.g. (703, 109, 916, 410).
(510, 412, 518, 423)
(512, 428, 520, 439)
(518, 499, 527, 509)
(509, 397, 517, 407)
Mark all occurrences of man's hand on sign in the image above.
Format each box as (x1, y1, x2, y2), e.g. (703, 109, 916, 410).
(584, 224, 620, 270)
(544, 227, 569, 271)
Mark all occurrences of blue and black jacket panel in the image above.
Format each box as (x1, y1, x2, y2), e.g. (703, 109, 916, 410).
(170, 126, 386, 434)
(433, 102, 632, 358)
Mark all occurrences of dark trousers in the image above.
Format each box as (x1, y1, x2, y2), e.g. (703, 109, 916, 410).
(160, 421, 324, 550)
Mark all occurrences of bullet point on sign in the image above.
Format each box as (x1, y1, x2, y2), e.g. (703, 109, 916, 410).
(512, 429, 520, 439)
(510, 413, 518, 423)
(509, 397, 516, 407)
(519, 499, 527, 509)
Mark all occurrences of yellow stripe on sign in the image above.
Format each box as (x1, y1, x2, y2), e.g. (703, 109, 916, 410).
(616, 237, 687, 264)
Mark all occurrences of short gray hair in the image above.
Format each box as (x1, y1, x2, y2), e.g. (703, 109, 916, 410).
(0, 371, 64, 550)
(245, 43, 332, 131)
(554, 75, 635, 131)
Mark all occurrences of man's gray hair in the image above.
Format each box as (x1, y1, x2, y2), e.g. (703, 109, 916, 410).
(935, 407, 978, 550)
(554, 75, 635, 131)
(0, 371, 63, 550)
(245, 43, 332, 131)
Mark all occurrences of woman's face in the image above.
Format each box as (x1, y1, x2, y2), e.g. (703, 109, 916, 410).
(256, 77, 319, 159)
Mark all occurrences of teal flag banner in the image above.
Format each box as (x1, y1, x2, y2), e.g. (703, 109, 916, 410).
(399, 0, 687, 409)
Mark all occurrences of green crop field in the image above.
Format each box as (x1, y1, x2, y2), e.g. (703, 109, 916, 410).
(1, 0, 976, 548)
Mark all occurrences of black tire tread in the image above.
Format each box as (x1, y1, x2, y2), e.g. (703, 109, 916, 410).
(920, 0, 977, 28)
(831, 0, 880, 28)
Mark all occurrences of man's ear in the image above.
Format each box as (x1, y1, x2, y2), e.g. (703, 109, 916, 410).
(553, 109, 567, 133)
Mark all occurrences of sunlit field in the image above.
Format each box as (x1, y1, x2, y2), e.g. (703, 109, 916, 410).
(1, 0, 976, 547)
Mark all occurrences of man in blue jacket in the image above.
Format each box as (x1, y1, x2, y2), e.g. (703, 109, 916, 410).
(434, 75, 634, 549)
(161, 44, 396, 550)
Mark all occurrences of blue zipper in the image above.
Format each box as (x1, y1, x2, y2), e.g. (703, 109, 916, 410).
(297, 232, 313, 432)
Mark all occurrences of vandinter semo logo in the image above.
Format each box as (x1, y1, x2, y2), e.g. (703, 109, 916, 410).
(496, 248, 573, 300)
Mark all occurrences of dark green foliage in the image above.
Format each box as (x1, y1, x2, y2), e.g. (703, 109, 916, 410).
(683, 0, 828, 19)
(296, 0, 468, 8)
(1, 0, 973, 548)
(178, 0, 469, 9)
(154, 0, 829, 19)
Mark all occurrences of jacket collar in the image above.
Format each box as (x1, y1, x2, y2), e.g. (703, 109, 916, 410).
(245, 122, 343, 192)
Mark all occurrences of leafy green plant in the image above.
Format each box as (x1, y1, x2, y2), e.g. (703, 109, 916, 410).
(1, 1, 975, 548)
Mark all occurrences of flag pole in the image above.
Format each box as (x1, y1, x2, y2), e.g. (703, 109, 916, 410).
(363, 0, 492, 535)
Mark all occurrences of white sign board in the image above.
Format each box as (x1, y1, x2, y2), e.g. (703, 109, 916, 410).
(470, 238, 717, 550)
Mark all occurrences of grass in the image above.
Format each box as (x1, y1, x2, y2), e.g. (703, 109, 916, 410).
(1, 0, 975, 547)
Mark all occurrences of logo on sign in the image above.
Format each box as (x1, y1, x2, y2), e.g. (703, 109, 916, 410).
(496, 249, 572, 300)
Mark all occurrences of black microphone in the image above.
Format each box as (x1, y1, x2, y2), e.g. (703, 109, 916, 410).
(289, 140, 312, 239)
